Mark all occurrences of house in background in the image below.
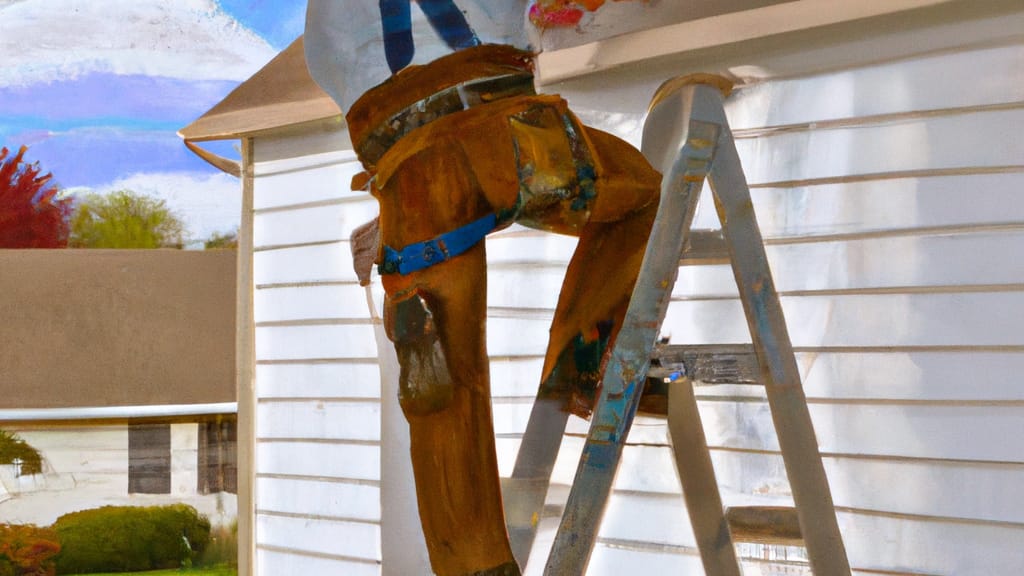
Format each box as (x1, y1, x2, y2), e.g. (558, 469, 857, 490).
(183, 1, 1024, 574)
(0, 250, 239, 527)
(179, 37, 388, 575)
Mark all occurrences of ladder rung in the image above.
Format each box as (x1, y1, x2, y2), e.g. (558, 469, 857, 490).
(641, 345, 761, 415)
(726, 506, 804, 546)
(650, 344, 761, 385)
(681, 229, 730, 265)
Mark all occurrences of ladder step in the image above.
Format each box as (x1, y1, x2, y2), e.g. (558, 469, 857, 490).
(640, 345, 760, 415)
(649, 344, 761, 385)
(681, 229, 729, 265)
(726, 506, 804, 546)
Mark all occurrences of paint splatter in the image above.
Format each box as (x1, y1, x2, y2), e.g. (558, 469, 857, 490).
(529, 2, 585, 28)
(529, 0, 640, 29)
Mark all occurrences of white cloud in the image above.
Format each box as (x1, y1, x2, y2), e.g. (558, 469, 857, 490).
(0, 0, 277, 86)
(67, 171, 242, 244)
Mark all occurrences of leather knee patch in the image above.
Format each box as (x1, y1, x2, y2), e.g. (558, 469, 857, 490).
(385, 292, 454, 415)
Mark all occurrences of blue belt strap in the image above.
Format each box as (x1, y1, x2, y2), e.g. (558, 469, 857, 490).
(380, 212, 498, 276)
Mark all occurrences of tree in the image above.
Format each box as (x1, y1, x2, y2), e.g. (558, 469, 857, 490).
(0, 429, 42, 475)
(70, 190, 186, 249)
(203, 229, 238, 250)
(0, 145, 72, 248)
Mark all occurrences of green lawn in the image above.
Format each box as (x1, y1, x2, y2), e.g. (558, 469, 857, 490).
(76, 567, 236, 576)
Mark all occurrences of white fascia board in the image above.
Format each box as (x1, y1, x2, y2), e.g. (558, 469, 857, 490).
(0, 403, 238, 422)
(536, 0, 953, 85)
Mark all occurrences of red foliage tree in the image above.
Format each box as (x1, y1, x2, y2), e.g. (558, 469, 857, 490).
(0, 146, 72, 248)
(0, 523, 61, 576)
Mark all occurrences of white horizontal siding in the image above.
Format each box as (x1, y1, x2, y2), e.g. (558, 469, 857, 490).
(732, 172, 1024, 238)
(838, 511, 1024, 576)
(10, 426, 128, 485)
(793, 351, 1024, 401)
(724, 42, 1024, 131)
(254, 283, 373, 324)
(256, 476, 379, 522)
(647, 40, 1024, 576)
(257, 441, 380, 482)
(584, 543, 703, 576)
(254, 242, 359, 286)
(491, 230, 1024, 308)
(481, 37, 1024, 576)
(592, 492, 1024, 575)
(666, 292, 1024, 348)
(488, 289, 1024, 349)
(254, 198, 378, 248)
(487, 227, 578, 265)
(503, 427, 1024, 525)
(246, 34, 1024, 576)
(257, 513, 380, 563)
(489, 356, 547, 397)
(11, 425, 127, 454)
(734, 108, 1024, 186)
(256, 401, 380, 443)
(677, 231, 1024, 296)
(487, 316, 562, 358)
(254, 157, 365, 211)
(255, 324, 378, 361)
(252, 130, 381, 575)
(488, 265, 567, 311)
(700, 401, 1024, 463)
(257, 547, 379, 576)
(256, 363, 380, 399)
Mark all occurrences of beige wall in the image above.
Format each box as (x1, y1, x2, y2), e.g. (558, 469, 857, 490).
(0, 250, 236, 409)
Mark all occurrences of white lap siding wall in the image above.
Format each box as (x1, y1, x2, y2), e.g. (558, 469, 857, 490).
(0, 423, 231, 527)
(496, 32, 1024, 576)
(245, 16, 1024, 575)
(691, 42, 1024, 575)
(250, 128, 383, 575)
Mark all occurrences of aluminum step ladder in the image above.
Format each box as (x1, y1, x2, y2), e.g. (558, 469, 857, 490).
(504, 76, 851, 576)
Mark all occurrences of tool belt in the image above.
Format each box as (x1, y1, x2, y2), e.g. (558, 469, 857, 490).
(347, 45, 538, 168)
(347, 45, 603, 276)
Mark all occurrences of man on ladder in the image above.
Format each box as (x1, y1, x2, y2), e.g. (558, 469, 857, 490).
(306, 2, 850, 574)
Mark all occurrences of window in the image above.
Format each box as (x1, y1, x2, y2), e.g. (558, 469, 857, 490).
(128, 423, 171, 494)
(198, 416, 237, 494)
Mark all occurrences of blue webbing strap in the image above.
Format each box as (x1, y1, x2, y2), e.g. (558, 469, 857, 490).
(380, 212, 498, 276)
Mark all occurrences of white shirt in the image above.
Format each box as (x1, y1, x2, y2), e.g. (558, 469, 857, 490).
(305, 0, 532, 112)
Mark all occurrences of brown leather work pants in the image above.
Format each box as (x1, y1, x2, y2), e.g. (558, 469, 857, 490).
(347, 45, 661, 576)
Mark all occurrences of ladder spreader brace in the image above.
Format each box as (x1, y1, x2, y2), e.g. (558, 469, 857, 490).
(504, 77, 852, 576)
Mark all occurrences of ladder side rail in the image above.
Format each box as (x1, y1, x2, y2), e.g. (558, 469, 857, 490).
(504, 398, 571, 567)
(668, 374, 743, 576)
(543, 83, 718, 576)
(705, 91, 852, 575)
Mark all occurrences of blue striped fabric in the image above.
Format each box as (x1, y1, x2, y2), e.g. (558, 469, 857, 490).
(418, 0, 481, 50)
(379, 0, 480, 74)
(379, 0, 414, 73)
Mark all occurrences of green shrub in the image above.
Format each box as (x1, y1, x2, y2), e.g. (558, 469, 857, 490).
(0, 431, 43, 476)
(0, 523, 61, 576)
(198, 520, 237, 569)
(52, 504, 210, 575)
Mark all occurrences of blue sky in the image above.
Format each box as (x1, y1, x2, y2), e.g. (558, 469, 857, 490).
(0, 0, 308, 242)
